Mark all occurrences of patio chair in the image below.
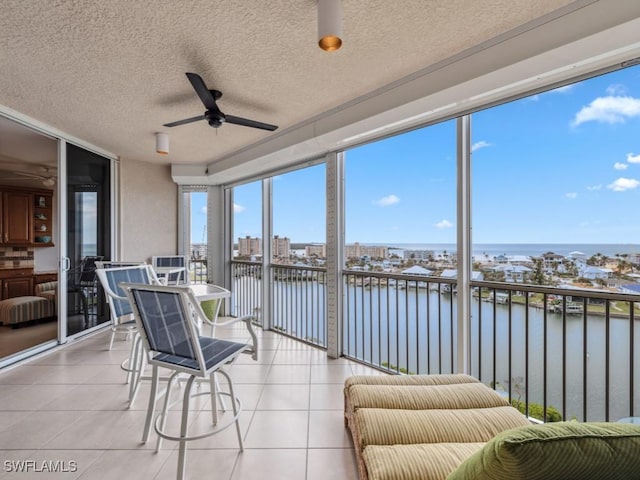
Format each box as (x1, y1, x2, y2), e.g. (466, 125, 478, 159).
(68, 255, 103, 326)
(95, 264, 161, 402)
(123, 283, 249, 480)
(152, 255, 188, 285)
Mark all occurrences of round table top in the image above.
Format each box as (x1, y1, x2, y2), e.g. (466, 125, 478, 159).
(189, 283, 231, 301)
(617, 417, 640, 424)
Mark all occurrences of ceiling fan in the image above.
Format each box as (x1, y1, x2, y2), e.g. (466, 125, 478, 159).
(7, 167, 56, 187)
(163, 73, 278, 131)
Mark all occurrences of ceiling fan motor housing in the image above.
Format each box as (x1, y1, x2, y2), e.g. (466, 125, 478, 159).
(205, 110, 226, 128)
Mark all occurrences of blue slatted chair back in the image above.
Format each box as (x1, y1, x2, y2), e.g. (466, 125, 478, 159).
(96, 265, 158, 319)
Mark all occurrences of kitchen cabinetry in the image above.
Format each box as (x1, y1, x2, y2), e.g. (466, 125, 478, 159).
(0, 186, 53, 246)
(1, 190, 32, 244)
(0, 268, 34, 300)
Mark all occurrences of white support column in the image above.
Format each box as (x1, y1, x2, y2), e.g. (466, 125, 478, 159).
(223, 187, 233, 292)
(456, 115, 472, 374)
(261, 178, 273, 331)
(207, 186, 225, 287)
(326, 151, 343, 359)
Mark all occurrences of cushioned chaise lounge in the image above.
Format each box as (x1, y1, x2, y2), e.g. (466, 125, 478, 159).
(345, 374, 640, 480)
(344, 374, 531, 480)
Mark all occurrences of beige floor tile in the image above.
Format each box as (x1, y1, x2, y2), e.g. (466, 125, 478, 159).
(0, 327, 364, 479)
(0, 411, 83, 450)
(244, 410, 309, 448)
(256, 384, 310, 410)
(310, 364, 354, 384)
(228, 364, 272, 384)
(71, 449, 171, 480)
(0, 384, 70, 411)
(309, 383, 345, 410)
(306, 448, 359, 480)
(154, 448, 239, 480)
(308, 410, 354, 448)
(265, 365, 310, 384)
(230, 449, 307, 480)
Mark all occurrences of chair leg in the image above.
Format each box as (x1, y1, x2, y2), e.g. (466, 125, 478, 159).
(109, 328, 116, 350)
(209, 372, 218, 425)
(219, 369, 244, 451)
(215, 373, 228, 412)
(142, 364, 159, 443)
(128, 335, 144, 406)
(177, 375, 196, 480)
(124, 331, 138, 384)
(156, 373, 178, 452)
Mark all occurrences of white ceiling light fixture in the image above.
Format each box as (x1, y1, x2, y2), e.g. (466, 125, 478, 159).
(155, 132, 169, 155)
(317, 0, 342, 52)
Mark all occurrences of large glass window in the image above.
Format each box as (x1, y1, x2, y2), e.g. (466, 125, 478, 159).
(232, 181, 263, 260)
(272, 164, 326, 264)
(345, 121, 457, 271)
(472, 65, 640, 285)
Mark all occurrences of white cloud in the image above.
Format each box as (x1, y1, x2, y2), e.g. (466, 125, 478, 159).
(627, 152, 640, 164)
(565, 192, 577, 199)
(471, 140, 492, 152)
(606, 84, 628, 96)
(373, 194, 399, 207)
(586, 184, 602, 191)
(200, 206, 207, 215)
(607, 177, 640, 192)
(435, 219, 453, 229)
(614, 162, 628, 170)
(234, 203, 246, 213)
(572, 95, 640, 126)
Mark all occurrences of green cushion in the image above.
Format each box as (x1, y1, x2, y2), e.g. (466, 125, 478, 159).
(447, 422, 640, 480)
(200, 299, 220, 321)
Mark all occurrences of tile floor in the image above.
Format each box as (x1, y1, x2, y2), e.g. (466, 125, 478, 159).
(0, 324, 384, 479)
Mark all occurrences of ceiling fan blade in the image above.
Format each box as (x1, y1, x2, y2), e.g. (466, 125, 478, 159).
(225, 115, 278, 131)
(186, 72, 218, 111)
(12, 171, 43, 179)
(163, 115, 206, 128)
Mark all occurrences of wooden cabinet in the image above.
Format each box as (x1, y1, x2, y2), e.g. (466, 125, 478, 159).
(0, 268, 34, 300)
(1, 190, 32, 244)
(0, 186, 53, 246)
(33, 193, 53, 245)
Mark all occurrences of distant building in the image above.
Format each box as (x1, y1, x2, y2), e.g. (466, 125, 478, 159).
(305, 244, 326, 257)
(489, 264, 532, 283)
(238, 236, 262, 256)
(345, 242, 388, 260)
(576, 262, 612, 280)
(273, 235, 291, 259)
(190, 243, 207, 259)
(403, 249, 435, 261)
(401, 265, 433, 276)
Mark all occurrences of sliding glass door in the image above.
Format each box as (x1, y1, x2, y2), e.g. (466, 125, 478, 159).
(66, 144, 111, 336)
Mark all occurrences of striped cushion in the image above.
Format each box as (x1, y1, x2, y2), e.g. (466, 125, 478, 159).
(447, 422, 640, 480)
(349, 383, 510, 411)
(345, 373, 478, 390)
(0, 296, 55, 324)
(355, 406, 530, 448)
(364, 443, 485, 480)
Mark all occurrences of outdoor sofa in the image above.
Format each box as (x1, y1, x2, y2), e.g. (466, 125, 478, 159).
(344, 373, 640, 480)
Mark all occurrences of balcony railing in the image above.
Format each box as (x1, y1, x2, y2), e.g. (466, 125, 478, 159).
(231, 260, 262, 320)
(271, 264, 327, 348)
(189, 258, 207, 284)
(228, 262, 640, 422)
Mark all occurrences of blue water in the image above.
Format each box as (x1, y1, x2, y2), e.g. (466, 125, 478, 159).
(382, 243, 640, 258)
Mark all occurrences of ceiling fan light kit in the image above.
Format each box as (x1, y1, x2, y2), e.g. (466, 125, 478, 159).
(163, 73, 278, 132)
(155, 132, 169, 155)
(318, 0, 342, 52)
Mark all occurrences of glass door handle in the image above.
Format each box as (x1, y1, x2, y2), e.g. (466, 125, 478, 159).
(62, 257, 71, 271)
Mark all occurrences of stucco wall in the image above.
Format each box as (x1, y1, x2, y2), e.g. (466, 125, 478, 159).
(119, 159, 177, 262)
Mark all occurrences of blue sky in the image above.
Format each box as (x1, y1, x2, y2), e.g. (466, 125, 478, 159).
(194, 64, 640, 246)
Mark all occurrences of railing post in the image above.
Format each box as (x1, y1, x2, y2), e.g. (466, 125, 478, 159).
(326, 152, 343, 359)
(456, 115, 472, 374)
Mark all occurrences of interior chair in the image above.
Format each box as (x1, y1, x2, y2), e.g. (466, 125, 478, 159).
(68, 255, 103, 326)
(95, 264, 161, 403)
(152, 255, 188, 285)
(123, 283, 249, 480)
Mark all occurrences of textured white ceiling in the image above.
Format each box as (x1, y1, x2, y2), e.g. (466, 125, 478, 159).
(0, 0, 589, 170)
